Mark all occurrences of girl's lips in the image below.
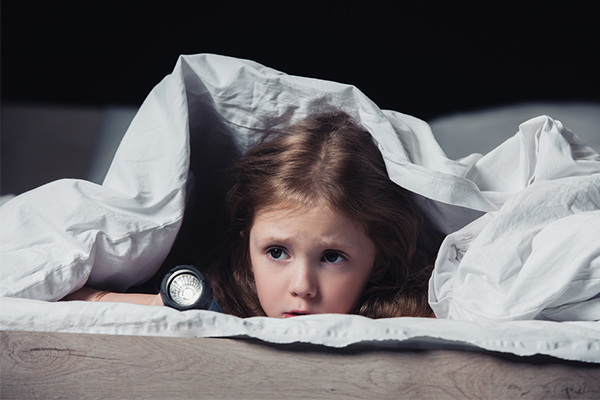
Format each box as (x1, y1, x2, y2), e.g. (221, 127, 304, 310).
(283, 311, 311, 318)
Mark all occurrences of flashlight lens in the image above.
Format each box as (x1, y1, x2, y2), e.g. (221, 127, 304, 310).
(168, 272, 203, 306)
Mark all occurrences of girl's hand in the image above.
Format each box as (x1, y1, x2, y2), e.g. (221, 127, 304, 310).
(61, 286, 164, 306)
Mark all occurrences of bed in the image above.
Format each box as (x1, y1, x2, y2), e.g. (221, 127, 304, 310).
(2, 54, 600, 399)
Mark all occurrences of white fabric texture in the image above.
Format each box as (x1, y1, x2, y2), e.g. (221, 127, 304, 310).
(1, 54, 599, 362)
(429, 117, 600, 322)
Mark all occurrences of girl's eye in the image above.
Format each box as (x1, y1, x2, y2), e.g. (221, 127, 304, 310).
(268, 248, 289, 260)
(322, 252, 345, 264)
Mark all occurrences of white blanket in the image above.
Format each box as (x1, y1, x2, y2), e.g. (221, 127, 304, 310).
(1, 54, 599, 363)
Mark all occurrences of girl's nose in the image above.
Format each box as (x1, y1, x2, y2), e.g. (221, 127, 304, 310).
(290, 262, 317, 298)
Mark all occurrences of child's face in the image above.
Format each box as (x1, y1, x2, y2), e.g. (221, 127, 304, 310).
(249, 204, 377, 318)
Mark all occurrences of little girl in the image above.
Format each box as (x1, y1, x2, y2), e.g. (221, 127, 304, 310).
(64, 111, 443, 318)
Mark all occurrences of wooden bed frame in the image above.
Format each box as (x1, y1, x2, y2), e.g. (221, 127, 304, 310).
(2, 330, 599, 399)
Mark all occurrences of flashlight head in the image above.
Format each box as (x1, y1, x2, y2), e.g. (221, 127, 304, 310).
(160, 265, 212, 310)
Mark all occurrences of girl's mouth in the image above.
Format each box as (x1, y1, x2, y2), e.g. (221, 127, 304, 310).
(283, 311, 310, 318)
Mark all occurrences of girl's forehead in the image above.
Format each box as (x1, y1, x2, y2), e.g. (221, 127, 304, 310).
(250, 198, 373, 242)
(254, 199, 333, 220)
(253, 202, 366, 233)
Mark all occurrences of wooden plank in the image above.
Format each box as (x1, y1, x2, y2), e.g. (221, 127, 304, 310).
(1, 330, 599, 399)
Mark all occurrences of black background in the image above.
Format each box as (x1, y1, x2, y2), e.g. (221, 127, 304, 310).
(3, 2, 599, 120)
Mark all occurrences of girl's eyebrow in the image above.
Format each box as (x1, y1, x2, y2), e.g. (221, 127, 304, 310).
(253, 234, 293, 244)
(255, 233, 360, 251)
(317, 238, 361, 251)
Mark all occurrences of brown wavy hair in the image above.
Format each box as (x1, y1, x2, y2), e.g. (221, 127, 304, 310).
(213, 111, 443, 318)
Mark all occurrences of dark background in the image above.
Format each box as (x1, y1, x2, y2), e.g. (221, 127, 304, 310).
(3, 2, 599, 120)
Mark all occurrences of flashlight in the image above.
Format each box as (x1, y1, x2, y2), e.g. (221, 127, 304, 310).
(160, 265, 216, 311)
